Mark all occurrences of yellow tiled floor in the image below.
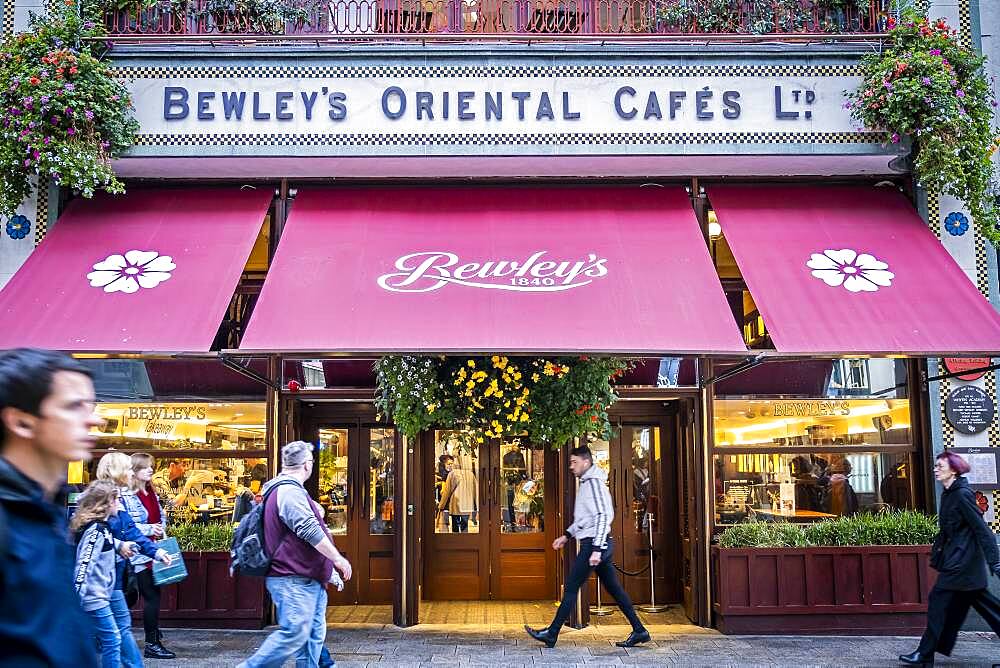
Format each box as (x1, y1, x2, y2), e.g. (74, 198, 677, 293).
(327, 599, 695, 629)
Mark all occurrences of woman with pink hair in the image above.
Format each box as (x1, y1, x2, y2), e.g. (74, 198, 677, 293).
(900, 451, 1000, 665)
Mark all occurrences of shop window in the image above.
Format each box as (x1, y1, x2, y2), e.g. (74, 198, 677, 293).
(81, 359, 267, 401)
(612, 357, 699, 387)
(712, 395, 915, 527)
(80, 401, 268, 524)
(79, 455, 268, 524)
(92, 402, 266, 451)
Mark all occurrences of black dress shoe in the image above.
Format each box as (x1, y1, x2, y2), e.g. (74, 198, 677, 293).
(524, 625, 557, 648)
(898, 651, 933, 666)
(144, 642, 176, 659)
(615, 629, 651, 647)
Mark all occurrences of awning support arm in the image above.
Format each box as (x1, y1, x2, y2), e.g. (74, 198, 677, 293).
(220, 354, 278, 390)
(921, 362, 1000, 385)
(701, 354, 766, 387)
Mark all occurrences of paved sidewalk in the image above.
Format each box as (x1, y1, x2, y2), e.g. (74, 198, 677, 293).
(145, 624, 1000, 667)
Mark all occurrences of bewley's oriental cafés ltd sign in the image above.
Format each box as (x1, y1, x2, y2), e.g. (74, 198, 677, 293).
(128, 72, 860, 140)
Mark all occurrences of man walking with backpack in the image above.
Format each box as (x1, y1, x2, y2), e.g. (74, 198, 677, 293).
(237, 441, 352, 668)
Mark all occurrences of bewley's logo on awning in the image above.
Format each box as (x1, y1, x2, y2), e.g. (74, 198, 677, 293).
(377, 251, 608, 293)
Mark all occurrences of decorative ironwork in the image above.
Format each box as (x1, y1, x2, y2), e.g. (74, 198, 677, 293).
(100, 0, 887, 38)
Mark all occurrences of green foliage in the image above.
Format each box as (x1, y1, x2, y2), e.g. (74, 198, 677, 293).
(168, 521, 235, 552)
(846, 10, 1000, 242)
(656, 0, 875, 35)
(374, 355, 632, 449)
(0, 0, 138, 218)
(719, 510, 939, 548)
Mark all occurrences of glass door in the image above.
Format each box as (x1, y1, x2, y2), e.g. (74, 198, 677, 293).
(423, 430, 489, 599)
(313, 425, 396, 605)
(490, 441, 555, 599)
(587, 424, 665, 605)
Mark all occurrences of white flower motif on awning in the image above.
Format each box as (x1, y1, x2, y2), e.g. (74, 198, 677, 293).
(87, 250, 176, 294)
(806, 249, 894, 293)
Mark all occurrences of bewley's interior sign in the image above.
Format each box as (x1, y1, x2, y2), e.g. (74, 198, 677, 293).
(127, 74, 859, 137)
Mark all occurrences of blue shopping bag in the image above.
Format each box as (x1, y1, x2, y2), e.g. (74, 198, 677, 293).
(151, 537, 188, 586)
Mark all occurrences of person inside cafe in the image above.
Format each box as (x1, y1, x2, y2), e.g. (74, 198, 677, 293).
(151, 458, 193, 510)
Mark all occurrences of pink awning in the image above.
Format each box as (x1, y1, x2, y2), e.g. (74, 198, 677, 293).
(710, 185, 1000, 356)
(240, 187, 746, 354)
(0, 188, 271, 352)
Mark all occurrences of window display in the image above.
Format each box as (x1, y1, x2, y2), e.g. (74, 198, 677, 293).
(713, 395, 915, 526)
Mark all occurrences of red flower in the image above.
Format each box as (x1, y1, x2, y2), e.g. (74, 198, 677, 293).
(69, 67, 78, 75)
(29, 77, 39, 85)
(590, 415, 598, 423)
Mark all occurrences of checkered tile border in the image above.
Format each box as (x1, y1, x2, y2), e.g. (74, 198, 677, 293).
(927, 191, 941, 238)
(34, 176, 48, 246)
(113, 63, 861, 80)
(975, 233, 990, 299)
(989, 490, 1000, 533)
(135, 130, 878, 148)
(2, 0, 14, 36)
(957, 0, 972, 50)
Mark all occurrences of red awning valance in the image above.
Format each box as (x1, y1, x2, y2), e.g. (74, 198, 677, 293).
(710, 185, 1000, 356)
(240, 186, 746, 355)
(0, 188, 271, 352)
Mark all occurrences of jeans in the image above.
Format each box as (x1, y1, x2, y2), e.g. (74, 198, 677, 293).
(451, 514, 469, 532)
(549, 537, 645, 636)
(239, 576, 328, 668)
(86, 605, 121, 668)
(109, 589, 145, 668)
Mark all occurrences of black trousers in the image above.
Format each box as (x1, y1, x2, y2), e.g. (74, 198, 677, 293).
(917, 584, 1000, 656)
(136, 568, 162, 644)
(549, 537, 645, 636)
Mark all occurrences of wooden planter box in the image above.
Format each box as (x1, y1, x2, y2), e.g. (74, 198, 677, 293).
(132, 551, 267, 630)
(712, 545, 935, 635)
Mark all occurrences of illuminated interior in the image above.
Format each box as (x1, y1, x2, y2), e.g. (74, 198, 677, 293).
(91, 402, 266, 450)
(714, 399, 911, 447)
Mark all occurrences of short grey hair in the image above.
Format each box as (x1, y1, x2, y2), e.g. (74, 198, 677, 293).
(281, 441, 313, 468)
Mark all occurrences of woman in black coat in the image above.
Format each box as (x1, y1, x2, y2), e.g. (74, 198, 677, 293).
(900, 451, 1000, 665)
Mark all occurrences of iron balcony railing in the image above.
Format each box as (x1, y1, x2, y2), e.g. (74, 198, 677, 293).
(100, 0, 891, 40)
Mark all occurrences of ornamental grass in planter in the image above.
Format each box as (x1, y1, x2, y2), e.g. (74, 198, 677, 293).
(718, 509, 939, 548)
(139, 522, 266, 629)
(714, 511, 940, 635)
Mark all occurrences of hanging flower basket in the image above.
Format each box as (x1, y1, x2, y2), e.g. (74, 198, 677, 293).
(374, 355, 632, 449)
(845, 10, 1000, 241)
(0, 0, 139, 219)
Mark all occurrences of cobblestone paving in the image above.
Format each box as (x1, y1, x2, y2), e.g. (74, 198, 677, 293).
(144, 624, 999, 667)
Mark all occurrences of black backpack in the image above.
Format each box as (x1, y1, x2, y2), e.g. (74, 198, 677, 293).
(230, 479, 298, 577)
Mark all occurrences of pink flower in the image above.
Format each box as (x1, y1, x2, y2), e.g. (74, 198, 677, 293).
(66, 127, 75, 136)
(956, 90, 965, 98)
(891, 133, 900, 144)
(929, 49, 941, 56)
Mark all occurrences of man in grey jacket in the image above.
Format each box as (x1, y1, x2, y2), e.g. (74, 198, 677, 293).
(238, 441, 352, 668)
(525, 445, 649, 648)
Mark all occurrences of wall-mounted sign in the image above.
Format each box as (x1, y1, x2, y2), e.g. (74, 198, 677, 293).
(747, 401, 850, 418)
(945, 386, 995, 435)
(943, 357, 992, 382)
(122, 64, 866, 155)
(949, 448, 1000, 489)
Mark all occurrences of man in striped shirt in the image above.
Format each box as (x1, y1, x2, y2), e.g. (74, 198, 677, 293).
(525, 445, 650, 648)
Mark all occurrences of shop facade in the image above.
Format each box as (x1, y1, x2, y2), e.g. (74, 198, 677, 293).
(2, 0, 1000, 633)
